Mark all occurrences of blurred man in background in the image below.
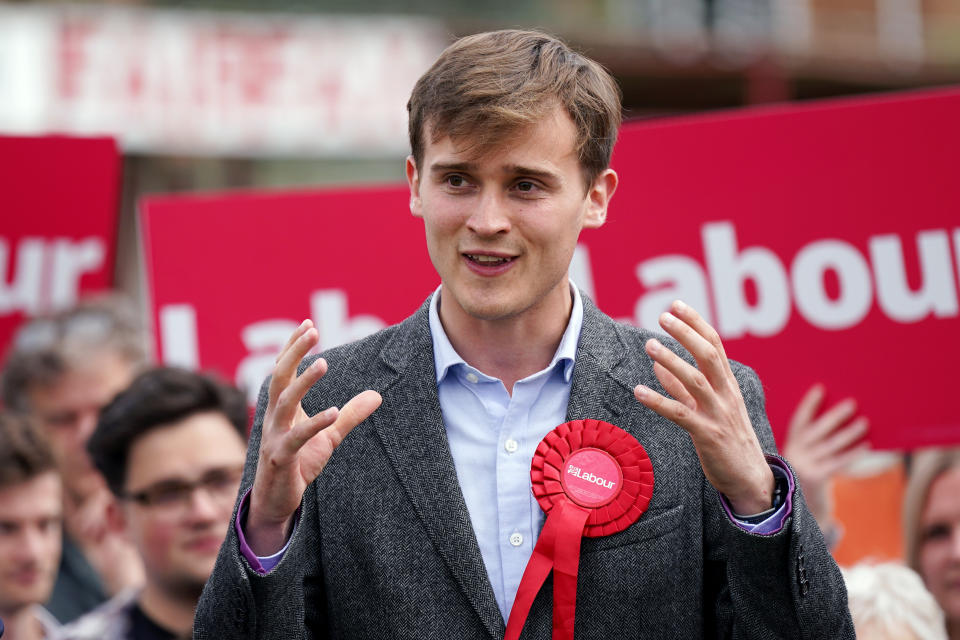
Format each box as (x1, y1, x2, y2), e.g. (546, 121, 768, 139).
(0, 413, 63, 640)
(1, 296, 148, 622)
(60, 367, 247, 640)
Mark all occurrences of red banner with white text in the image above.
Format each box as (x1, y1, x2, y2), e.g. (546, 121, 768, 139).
(0, 136, 121, 359)
(141, 87, 960, 450)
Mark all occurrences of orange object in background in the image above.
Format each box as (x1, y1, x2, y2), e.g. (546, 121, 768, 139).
(831, 459, 906, 567)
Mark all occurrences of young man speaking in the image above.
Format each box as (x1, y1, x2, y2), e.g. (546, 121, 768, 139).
(196, 30, 854, 639)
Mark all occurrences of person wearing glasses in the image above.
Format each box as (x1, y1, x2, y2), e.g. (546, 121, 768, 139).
(58, 367, 248, 640)
(1, 296, 149, 623)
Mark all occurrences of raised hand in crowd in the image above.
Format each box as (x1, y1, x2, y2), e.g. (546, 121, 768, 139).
(783, 384, 869, 529)
(245, 319, 382, 555)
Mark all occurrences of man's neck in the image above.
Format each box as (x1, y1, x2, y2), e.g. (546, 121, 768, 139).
(0, 606, 45, 640)
(439, 284, 573, 393)
(138, 582, 198, 637)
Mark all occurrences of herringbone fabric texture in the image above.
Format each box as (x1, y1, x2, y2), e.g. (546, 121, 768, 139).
(194, 294, 854, 639)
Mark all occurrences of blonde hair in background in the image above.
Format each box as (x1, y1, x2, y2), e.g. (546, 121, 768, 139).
(903, 449, 960, 572)
(842, 562, 946, 639)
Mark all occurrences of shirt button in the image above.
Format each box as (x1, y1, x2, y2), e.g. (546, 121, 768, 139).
(509, 532, 524, 547)
(465, 372, 479, 383)
(504, 439, 519, 453)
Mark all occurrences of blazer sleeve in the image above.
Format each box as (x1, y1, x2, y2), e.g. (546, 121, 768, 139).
(704, 363, 855, 639)
(194, 376, 325, 640)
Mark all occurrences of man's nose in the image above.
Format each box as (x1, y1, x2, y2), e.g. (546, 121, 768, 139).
(184, 486, 225, 523)
(20, 528, 44, 563)
(77, 409, 99, 443)
(466, 191, 511, 236)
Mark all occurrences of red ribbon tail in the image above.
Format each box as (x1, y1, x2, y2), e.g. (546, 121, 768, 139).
(551, 501, 591, 640)
(504, 509, 558, 640)
(504, 500, 590, 640)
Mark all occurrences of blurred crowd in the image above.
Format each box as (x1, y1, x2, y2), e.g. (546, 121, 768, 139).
(0, 294, 957, 639)
(0, 297, 247, 640)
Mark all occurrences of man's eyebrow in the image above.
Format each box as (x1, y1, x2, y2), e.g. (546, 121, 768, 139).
(429, 161, 474, 173)
(133, 464, 243, 487)
(429, 161, 560, 181)
(503, 165, 561, 181)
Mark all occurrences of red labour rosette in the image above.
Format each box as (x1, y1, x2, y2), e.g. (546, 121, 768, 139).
(504, 419, 654, 640)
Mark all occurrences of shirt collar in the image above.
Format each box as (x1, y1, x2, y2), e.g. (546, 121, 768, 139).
(428, 282, 582, 385)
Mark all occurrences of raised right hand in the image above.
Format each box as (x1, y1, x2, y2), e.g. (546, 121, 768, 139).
(246, 320, 382, 555)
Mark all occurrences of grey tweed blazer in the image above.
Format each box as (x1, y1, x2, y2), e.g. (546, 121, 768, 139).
(195, 294, 854, 639)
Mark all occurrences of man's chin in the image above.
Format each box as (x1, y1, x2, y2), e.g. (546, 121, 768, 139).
(0, 587, 51, 611)
(454, 288, 525, 322)
(462, 304, 515, 321)
(178, 551, 219, 576)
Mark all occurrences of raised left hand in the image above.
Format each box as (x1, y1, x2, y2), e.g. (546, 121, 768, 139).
(633, 300, 774, 515)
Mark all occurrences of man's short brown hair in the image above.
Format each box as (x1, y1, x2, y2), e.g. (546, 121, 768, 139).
(407, 29, 622, 186)
(88, 367, 248, 497)
(0, 412, 57, 489)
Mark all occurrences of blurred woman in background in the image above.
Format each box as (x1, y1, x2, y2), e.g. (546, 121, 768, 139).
(905, 449, 960, 640)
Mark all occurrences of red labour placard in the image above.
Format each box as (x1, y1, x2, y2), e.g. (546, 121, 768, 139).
(600, 86, 959, 451)
(0, 136, 121, 359)
(140, 185, 438, 406)
(141, 87, 960, 450)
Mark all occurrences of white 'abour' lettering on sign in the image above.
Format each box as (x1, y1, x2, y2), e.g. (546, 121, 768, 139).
(634, 222, 960, 337)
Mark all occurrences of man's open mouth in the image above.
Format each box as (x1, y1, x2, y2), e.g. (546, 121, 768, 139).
(464, 253, 515, 266)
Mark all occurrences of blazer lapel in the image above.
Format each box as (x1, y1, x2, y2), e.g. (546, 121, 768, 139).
(566, 296, 671, 456)
(373, 301, 504, 639)
(566, 296, 632, 425)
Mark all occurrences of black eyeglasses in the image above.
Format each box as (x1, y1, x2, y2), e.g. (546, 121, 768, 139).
(122, 465, 244, 513)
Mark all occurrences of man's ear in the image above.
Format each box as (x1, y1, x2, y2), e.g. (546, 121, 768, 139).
(406, 155, 423, 219)
(583, 168, 618, 229)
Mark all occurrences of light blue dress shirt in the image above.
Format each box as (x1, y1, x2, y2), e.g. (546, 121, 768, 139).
(428, 284, 582, 621)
